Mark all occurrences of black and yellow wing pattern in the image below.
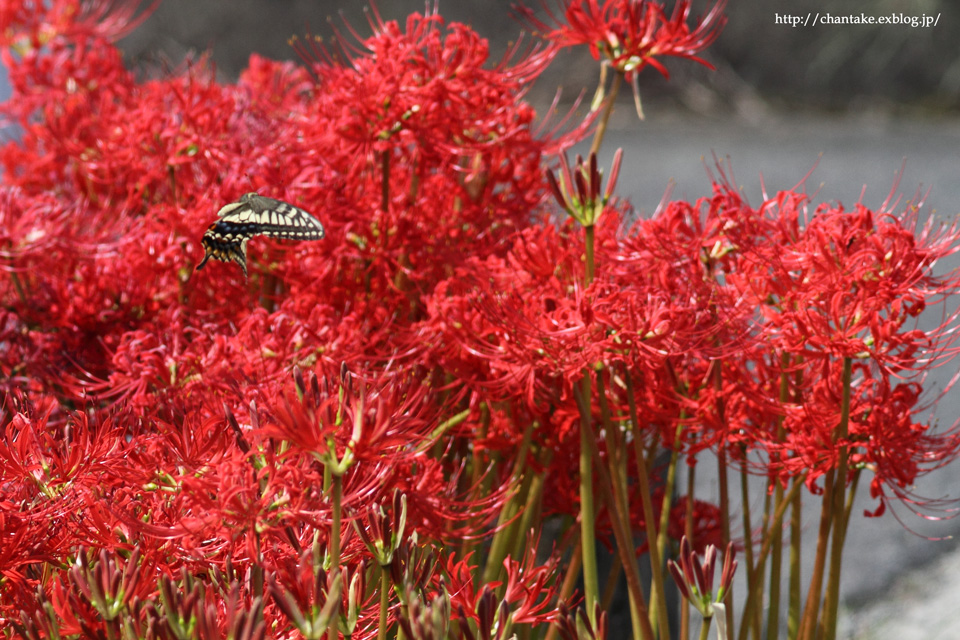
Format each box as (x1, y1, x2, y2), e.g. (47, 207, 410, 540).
(196, 193, 325, 278)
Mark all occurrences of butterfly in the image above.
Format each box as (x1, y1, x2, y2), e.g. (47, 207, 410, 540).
(196, 193, 325, 278)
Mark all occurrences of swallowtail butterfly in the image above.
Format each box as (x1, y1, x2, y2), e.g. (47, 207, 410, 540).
(196, 193, 325, 278)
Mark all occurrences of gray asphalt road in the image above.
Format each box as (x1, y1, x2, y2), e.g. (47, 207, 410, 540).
(585, 110, 960, 638)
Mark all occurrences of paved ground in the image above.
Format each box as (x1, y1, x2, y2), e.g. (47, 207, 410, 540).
(586, 110, 960, 638)
(839, 537, 960, 639)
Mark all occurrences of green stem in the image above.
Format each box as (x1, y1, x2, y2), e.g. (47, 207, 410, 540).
(601, 559, 624, 610)
(767, 355, 792, 640)
(821, 357, 853, 640)
(698, 617, 713, 640)
(508, 469, 546, 562)
(579, 385, 652, 640)
(585, 224, 596, 285)
(328, 474, 342, 640)
(253, 533, 264, 598)
(589, 70, 624, 157)
(788, 363, 805, 640)
(788, 476, 803, 640)
(481, 418, 535, 584)
(737, 476, 807, 640)
(544, 544, 582, 640)
(464, 403, 493, 563)
(598, 374, 658, 640)
(797, 467, 835, 640)
(739, 457, 759, 640)
(820, 470, 860, 640)
(380, 150, 390, 212)
(681, 450, 697, 640)
(712, 360, 734, 637)
(767, 486, 785, 639)
(625, 373, 671, 640)
(576, 212, 599, 627)
(377, 565, 390, 640)
(576, 376, 600, 629)
(652, 421, 682, 636)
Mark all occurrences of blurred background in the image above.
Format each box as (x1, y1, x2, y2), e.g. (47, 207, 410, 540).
(113, 1, 960, 638)
(115, 0, 960, 212)
(118, 0, 960, 117)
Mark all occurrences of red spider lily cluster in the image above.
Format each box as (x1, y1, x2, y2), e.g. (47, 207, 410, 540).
(2, 1, 960, 639)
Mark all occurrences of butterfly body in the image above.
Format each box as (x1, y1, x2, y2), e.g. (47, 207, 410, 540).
(196, 193, 325, 278)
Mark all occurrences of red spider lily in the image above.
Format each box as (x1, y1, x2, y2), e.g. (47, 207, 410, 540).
(150, 570, 266, 640)
(458, 587, 510, 640)
(517, 0, 727, 79)
(546, 148, 623, 227)
(444, 552, 484, 627)
(67, 548, 143, 622)
(265, 367, 435, 468)
(0, 0, 158, 49)
(398, 581, 453, 640)
(497, 533, 562, 625)
(0, 396, 151, 585)
(555, 602, 607, 640)
(17, 565, 267, 640)
(389, 538, 438, 595)
(353, 491, 408, 566)
(714, 186, 960, 503)
(423, 219, 602, 408)
(294, 6, 568, 156)
(268, 551, 349, 638)
(28, 576, 101, 638)
(765, 361, 960, 513)
(277, 6, 590, 311)
(758, 199, 960, 373)
(667, 535, 736, 619)
(391, 453, 516, 546)
(610, 200, 760, 374)
(261, 367, 508, 546)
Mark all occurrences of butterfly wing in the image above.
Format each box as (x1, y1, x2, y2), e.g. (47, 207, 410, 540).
(196, 193, 324, 278)
(237, 193, 325, 241)
(196, 232, 251, 278)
